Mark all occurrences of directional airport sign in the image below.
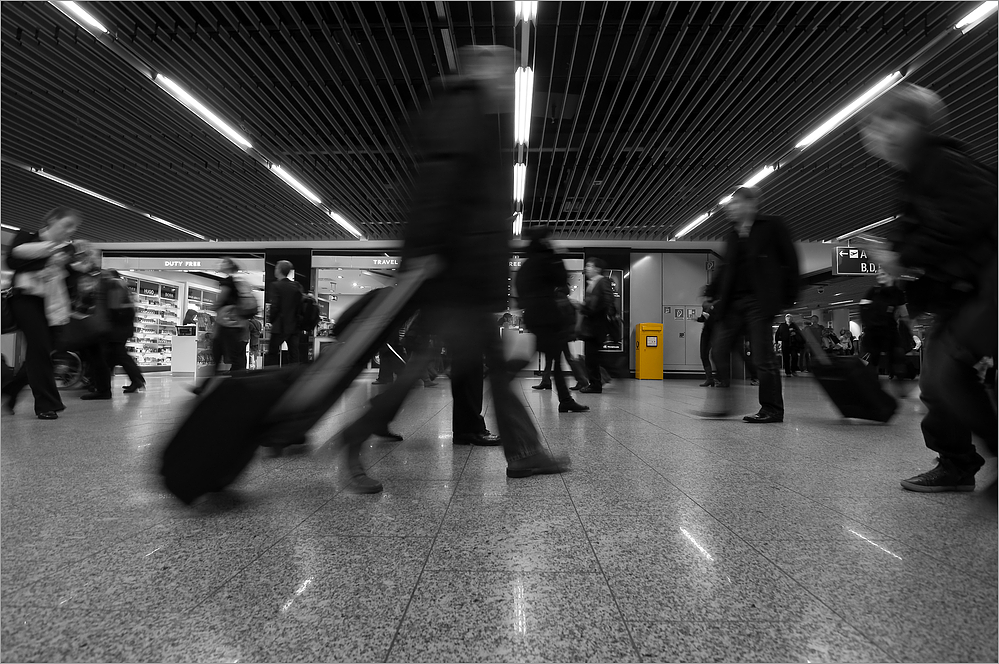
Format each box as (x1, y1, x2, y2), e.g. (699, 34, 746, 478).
(833, 246, 879, 276)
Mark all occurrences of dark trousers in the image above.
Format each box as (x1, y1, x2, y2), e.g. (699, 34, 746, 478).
(712, 296, 784, 417)
(106, 342, 144, 385)
(212, 326, 247, 374)
(449, 339, 487, 436)
(862, 327, 904, 378)
(265, 331, 301, 367)
(540, 345, 586, 387)
(82, 343, 112, 394)
(780, 347, 799, 375)
(699, 327, 713, 382)
(4, 294, 65, 415)
(342, 307, 544, 473)
(583, 337, 605, 391)
(538, 339, 574, 402)
(918, 318, 997, 474)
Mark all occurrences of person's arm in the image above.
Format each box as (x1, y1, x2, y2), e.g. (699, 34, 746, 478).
(7, 231, 70, 267)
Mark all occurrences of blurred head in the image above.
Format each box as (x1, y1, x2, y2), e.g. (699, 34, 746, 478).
(584, 257, 606, 279)
(458, 45, 516, 109)
(725, 186, 759, 224)
(42, 207, 81, 242)
(220, 256, 240, 275)
(858, 83, 948, 170)
(524, 225, 553, 253)
(811, 315, 820, 325)
(875, 267, 894, 286)
(275, 260, 293, 278)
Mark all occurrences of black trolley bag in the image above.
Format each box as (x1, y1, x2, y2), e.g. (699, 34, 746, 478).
(160, 257, 439, 504)
(803, 327, 897, 422)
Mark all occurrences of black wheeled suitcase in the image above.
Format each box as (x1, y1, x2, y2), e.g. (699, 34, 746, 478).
(160, 256, 439, 504)
(803, 330, 897, 423)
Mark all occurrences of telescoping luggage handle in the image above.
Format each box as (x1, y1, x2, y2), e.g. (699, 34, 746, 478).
(265, 255, 441, 421)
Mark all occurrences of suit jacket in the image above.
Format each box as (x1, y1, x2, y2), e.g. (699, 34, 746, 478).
(268, 277, 303, 335)
(579, 276, 614, 341)
(704, 215, 800, 320)
(775, 322, 804, 350)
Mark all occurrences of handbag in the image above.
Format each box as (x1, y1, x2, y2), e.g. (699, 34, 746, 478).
(1, 289, 16, 334)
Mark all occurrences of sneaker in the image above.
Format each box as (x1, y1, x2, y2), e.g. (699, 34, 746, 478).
(901, 461, 977, 493)
(347, 473, 384, 494)
(558, 400, 589, 413)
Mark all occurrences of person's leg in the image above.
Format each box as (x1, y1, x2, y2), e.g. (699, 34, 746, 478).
(287, 332, 301, 364)
(265, 332, 287, 368)
(699, 328, 714, 385)
(781, 349, 791, 376)
(8, 295, 64, 415)
(224, 329, 247, 374)
(582, 338, 602, 392)
(745, 301, 783, 419)
(534, 352, 554, 388)
(449, 339, 487, 436)
(81, 343, 112, 398)
(114, 343, 145, 387)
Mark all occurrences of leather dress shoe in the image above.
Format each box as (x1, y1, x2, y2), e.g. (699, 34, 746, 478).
(122, 381, 145, 393)
(579, 386, 602, 394)
(374, 429, 404, 442)
(36, 411, 59, 420)
(80, 392, 112, 400)
(531, 382, 552, 390)
(699, 379, 716, 387)
(558, 400, 589, 413)
(743, 412, 783, 423)
(453, 432, 502, 446)
(507, 452, 571, 478)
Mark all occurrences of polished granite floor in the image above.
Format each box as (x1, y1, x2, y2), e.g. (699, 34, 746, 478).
(1, 369, 996, 663)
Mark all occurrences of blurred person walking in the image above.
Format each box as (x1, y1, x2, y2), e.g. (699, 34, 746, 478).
(577, 257, 615, 393)
(335, 45, 569, 492)
(696, 303, 717, 386)
(699, 186, 800, 423)
(858, 83, 997, 492)
(265, 260, 303, 367)
(801, 315, 824, 373)
(77, 265, 139, 400)
(775, 313, 804, 376)
(516, 226, 588, 413)
(859, 268, 909, 380)
(2, 207, 83, 419)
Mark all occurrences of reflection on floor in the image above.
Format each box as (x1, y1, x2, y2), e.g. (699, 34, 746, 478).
(1, 371, 996, 663)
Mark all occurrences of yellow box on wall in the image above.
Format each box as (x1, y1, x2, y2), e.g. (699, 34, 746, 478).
(635, 323, 663, 379)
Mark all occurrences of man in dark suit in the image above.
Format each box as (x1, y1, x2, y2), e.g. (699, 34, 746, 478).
(577, 257, 615, 393)
(701, 185, 800, 423)
(265, 260, 304, 367)
(774, 313, 803, 376)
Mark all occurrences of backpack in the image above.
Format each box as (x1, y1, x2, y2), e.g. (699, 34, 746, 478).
(297, 293, 320, 334)
(103, 275, 136, 327)
(233, 280, 259, 318)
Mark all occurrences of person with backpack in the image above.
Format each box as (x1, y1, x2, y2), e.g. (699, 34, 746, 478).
(192, 257, 256, 393)
(858, 83, 997, 493)
(265, 260, 303, 367)
(77, 267, 142, 399)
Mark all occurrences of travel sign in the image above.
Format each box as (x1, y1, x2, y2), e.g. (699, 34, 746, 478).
(833, 246, 879, 276)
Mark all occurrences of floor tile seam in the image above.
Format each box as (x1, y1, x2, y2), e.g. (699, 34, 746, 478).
(557, 472, 649, 663)
(738, 538, 903, 663)
(384, 447, 474, 663)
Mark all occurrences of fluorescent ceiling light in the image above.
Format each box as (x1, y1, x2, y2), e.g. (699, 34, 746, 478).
(674, 212, 710, 239)
(795, 72, 903, 149)
(516, 1, 538, 22)
(328, 211, 363, 239)
(515, 67, 534, 145)
(57, 1, 108, 33)
(835, 215, 899, 241)
(1, 224, 21, 231)
(742, 165, 774, 188)
(955, 1, 998, 32)
(514, 163, 526, 203)
(829, 300, 854, 306)
(30, 168, 207, 240)
(441, 29, 457, 72)
(269, 164, 321, 205)
(512, 212, 523, 237)
(155, 74, 252, 149)
(719, 194, 733, 205)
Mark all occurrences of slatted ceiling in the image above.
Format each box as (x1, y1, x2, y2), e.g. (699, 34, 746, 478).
(1, 2, 995, 245)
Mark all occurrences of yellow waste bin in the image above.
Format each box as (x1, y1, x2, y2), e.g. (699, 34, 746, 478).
(635, 323, 663, 379)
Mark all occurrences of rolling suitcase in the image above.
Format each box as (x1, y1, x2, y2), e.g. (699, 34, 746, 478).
(803, 329, 897, 422)
(160, 257, 439, 504)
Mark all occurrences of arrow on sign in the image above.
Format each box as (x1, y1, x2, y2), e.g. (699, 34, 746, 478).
(839, 251, 849, 256)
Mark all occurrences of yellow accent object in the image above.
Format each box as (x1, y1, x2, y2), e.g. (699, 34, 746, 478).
(635, 323, 663, 380)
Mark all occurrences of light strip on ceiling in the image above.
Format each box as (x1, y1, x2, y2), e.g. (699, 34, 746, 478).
(1, 224, 22, 231)
(515, 1, 538, 22)
(836, 215, 899, 241)
(829, 300, 855, 306)
(955, 1, 998, 32)
(741, 165, 774, 188)
(674, 212, 710, 239)
(56, 1, 107, 33)
(328, 212, 363, 239)
(269, 165, 321, 205)
(32, 169, 207, 240)
(795, 72, 903, 149)
(515, 67, 534, 145)
(513, 212, 523, 237)
(154, 74, 252, 150)
(514, 163, 527, 203)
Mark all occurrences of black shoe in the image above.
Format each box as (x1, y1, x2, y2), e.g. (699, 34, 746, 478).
(579, 386, 602, 394)
(122, 381, 145, 393)
(558, 400, 589, 413)
(901, 461, 977, 493)
(2, 392, 15, 415)
(453, 432, 502, 446)
(372, 379, 393, 385)
(699, 380, 716, 387)
(532, 383, 552, 390)
(374, 429, 404, 442)
(750, 379, 760, 386)
(36, 411, 59, 420)
(80, 392, 112, 400)
(347, 473, 384, 494)
(507, 452, 571, 478)
(743, 412, 783, 423)
(570, 382, 588, 391)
